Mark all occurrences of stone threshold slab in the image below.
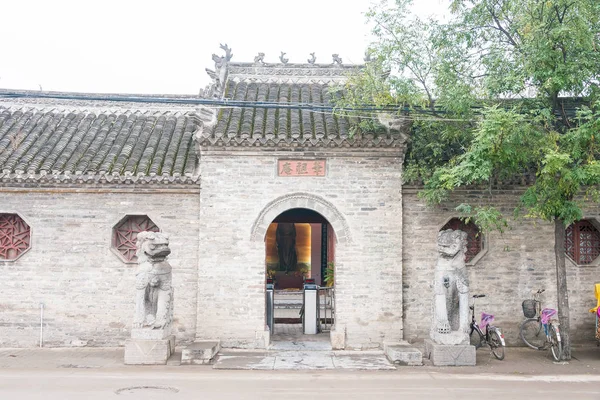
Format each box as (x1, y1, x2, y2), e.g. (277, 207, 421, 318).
(212, 350, 396, 370)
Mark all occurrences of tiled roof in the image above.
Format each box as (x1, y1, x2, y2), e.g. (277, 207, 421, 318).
(197, 79, 407, 148)
(0, 106, 201, 184)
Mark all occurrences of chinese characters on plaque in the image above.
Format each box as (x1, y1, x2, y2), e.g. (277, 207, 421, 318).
(278, 160, 326, 177)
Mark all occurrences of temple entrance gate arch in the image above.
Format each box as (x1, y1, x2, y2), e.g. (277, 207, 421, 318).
(251, 193, 351, 347)
(250, 192, 351, 245)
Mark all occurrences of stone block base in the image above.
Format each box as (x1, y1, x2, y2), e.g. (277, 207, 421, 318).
(131, 327, 171, 340)
(424, 339, 475, 366)
(384, 342, 423, 366)
(330, 326, 345, 350)
(181, 341, 221, 365)
(124, 335, 175, 365)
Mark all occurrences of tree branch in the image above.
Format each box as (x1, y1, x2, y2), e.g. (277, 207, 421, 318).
(486, 3, 519, 47)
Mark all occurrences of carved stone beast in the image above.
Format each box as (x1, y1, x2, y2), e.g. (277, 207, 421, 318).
(430, 229, 470, 345)
(133, 231, 173, 330)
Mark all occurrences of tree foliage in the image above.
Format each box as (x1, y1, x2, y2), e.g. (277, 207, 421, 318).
(338, 0, 600, 360)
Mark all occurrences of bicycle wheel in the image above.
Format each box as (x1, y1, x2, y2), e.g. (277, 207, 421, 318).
(488, 329, 505, 360)
(520, 318, 545, 350)
(470, 327, 482, 349)
(549, 324, 563, 361)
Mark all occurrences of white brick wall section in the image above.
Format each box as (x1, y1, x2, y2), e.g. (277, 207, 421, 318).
(197, 151, 404, 349)
(402, 187, 599, 346)
(0, 189, 200, 347)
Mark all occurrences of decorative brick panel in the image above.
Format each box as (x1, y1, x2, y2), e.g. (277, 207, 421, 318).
(112, 215, 160, 263)
(0, 213, 31, 260)
(566, 220, 600, 265)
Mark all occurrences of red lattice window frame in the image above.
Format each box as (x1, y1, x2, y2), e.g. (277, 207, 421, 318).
(565, 220, 600, 265)
(441, 218, 483, 263)
(0, 213, 31, 261)
(112, 215, 159, 263)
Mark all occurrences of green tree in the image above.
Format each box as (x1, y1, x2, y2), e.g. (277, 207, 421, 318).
(339, 0, 600, 360)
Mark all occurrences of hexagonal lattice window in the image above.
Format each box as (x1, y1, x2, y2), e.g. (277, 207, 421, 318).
(112, 215, 160, 263)
(565, 219, 600, 265)
(0, 213, 31, 261)
(441, 218, 483, 263)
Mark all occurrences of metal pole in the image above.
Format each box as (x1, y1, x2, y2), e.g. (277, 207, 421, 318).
(39, 303, 44, 348)
(266, 280, 274, 335)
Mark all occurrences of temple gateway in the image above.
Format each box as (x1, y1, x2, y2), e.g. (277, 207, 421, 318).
(0, 49, 597, 353)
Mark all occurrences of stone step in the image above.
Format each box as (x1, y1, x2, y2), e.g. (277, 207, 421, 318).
(181, 341, 221, 365)
(275, 290, 303, 296)
(269, 341, 333, 351)
(166, 350, 182, 366)
(274, 297, 332, 304)
(384, 343, 423, 366)
(275, 309, 302, 319)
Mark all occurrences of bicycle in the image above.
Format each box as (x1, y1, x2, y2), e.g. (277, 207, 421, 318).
(469, 294, 506, 360)
(519, 289, 563, 361)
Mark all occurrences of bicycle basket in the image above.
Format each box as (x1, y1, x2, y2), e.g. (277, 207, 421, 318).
(522, 300, 537, 318)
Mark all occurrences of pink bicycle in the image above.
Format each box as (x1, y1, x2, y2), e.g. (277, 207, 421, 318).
(520, 289, 562, 361)
(469, 294, 505, 360)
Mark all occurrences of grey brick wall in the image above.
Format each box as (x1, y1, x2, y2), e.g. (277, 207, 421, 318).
(197, 149, 404, 349)
(0, 187, 200, 347)
(5, 174, 595, 350)
(402, 186, 599, 346)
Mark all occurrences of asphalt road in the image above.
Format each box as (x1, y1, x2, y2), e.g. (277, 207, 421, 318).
(1, 369, 599, 400)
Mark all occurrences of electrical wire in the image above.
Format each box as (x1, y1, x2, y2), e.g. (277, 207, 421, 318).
(0, 91, 477, 115)
(0, 90, 583, 121)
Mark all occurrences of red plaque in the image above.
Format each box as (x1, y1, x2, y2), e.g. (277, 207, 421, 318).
(278, 160, 326, 177)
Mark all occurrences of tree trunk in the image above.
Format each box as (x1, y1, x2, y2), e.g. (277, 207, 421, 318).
(554, 218, 571, 360)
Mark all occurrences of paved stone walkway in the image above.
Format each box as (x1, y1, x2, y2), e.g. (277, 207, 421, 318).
(212, 323, 395, 370)
(213, 349, 395, 370)
(1, 334, 599, 374)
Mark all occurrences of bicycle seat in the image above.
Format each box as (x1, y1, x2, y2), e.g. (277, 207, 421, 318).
(473, 294, 486, 298)
(541, 308, 557, 324)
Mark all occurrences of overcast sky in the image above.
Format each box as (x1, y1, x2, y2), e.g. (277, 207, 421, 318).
(0, 0, 449, 95)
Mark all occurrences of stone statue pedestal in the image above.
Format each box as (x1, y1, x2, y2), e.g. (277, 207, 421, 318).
(124, 330, 175, 365)
(430, 330, 469, 346)
(424, 339, 475, 366)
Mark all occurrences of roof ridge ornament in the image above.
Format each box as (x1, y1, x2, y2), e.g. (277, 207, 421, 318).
(308, 52, 316, 64)
(219, 43, 233, 63)
(254, 52, 265, 64)
(332, 54, 343, 65)
(279, 52, 289, 64)
(204, 44, 233, 99)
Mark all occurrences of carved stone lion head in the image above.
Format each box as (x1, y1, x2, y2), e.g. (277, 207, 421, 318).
(136, 231, 171, 262)
(437, 229, 468, 258)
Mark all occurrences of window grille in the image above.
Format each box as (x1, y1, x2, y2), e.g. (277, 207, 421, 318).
(565, 220, 600, 265)
(441, 218, 482, 263)
(113, 215, 159, 263)
(0, 213, 31, 260)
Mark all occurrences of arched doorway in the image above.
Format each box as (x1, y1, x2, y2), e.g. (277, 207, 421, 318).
(266, 208, 334, 290)
(265, 208, 335, 346)
(251, 193, 350, 348)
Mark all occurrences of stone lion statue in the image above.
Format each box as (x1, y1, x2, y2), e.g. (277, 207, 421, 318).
(133, 231, 173, 330)
(430, 229, 470, 345)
